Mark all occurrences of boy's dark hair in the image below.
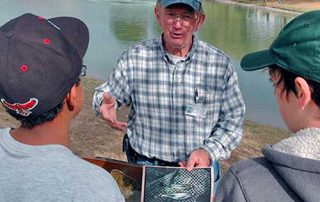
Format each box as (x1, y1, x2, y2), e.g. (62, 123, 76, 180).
(269, 64, 320, 108)
(8, 78, 81, 129)
(9, 102, 64, 129)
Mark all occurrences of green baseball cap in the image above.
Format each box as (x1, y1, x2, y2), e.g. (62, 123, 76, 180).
(241, 10, 320, 83)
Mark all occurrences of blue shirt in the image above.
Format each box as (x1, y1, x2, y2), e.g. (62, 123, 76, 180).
(93, 36, 245, 163)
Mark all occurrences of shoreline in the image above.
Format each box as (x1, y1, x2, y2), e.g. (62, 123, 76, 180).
(215, 0, 301, 15)
(219, 0, 320, 13)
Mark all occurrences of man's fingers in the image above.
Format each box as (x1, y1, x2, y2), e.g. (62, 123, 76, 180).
(107, 120, 127, 132)
(178, 161, 187, 167)
(103, 92, 115, 106)
(186, 157, 196, 172)
(99, 105, 113, 120)
(100, 108, 126, 131)
(100, 92, 127, 132)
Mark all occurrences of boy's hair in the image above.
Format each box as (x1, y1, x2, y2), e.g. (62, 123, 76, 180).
(9, 102, 64, 129)
(8, 78, 82, 129)
(269, 64, 320, 108)
(7, 78, 81, 129)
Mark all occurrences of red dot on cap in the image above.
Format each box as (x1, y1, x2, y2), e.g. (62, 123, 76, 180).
(38, 16, 45, 20)
(20, 65, 28, 72)
(43, 38, 50, 45)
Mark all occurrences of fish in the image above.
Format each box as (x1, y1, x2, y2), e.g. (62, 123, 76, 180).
(159, 192, 192, 200)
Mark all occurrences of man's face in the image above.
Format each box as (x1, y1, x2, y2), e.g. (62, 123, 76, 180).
(155, 4, 204, 56)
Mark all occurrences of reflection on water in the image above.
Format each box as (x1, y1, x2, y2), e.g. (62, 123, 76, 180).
(0, 0, 298, 128)
(200, 2, 292, 59)
(110, 7, 148, 43)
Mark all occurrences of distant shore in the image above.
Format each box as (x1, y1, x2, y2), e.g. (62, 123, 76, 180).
(218, 0, 320, 14)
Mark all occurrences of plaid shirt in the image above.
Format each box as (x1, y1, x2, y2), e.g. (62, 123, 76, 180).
(93, 36, 245, 163)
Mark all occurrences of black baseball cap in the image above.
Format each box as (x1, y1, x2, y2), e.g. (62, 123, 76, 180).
(0, 13, 89, 117)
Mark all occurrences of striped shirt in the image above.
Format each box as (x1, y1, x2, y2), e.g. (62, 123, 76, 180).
(93, 36, 245, 163)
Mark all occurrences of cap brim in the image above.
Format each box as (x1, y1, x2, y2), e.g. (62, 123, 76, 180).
(240, 49, 275, 71)
(49, 17, 89, 57)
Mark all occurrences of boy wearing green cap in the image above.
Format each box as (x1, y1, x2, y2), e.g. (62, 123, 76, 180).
(215, 10, 320, 202)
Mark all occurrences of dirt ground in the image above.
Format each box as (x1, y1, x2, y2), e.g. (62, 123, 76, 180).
(0, 77, 289, 171)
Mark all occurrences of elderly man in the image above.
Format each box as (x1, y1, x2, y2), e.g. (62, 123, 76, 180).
(93, 0, 245, 188)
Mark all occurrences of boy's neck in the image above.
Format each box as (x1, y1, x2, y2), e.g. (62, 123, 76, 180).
(10, 118, 70, 147)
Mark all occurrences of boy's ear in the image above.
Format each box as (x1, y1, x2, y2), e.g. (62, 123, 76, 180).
(295, 77, 311, 110)
(65, 85, 77, 111)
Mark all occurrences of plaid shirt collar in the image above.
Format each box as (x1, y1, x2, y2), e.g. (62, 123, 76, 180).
(159, 34, 198, 65)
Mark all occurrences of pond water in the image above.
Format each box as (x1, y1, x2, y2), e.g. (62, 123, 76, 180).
(0, 0, 298, 128)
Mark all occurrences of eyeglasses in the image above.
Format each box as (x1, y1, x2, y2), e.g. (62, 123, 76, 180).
(164, 13, 197, 26)
(81, 65, 87, 77)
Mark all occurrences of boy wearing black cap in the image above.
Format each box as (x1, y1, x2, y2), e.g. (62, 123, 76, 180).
(0, 13, 124, 201)
(215, 10, 320, 202)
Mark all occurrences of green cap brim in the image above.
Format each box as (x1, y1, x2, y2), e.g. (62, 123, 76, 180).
(240, 49, 275, 71)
